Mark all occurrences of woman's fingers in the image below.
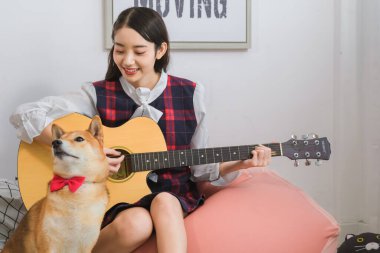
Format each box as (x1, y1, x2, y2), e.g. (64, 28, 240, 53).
(250, 145, 271, 167)
(258, 144, 272, 165)
(103, 148, 124, 173)
(107, 155, 125, 173)
(104, 148, 121, 156)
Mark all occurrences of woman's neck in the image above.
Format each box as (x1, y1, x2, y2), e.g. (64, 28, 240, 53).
(131, 71, 161, 90)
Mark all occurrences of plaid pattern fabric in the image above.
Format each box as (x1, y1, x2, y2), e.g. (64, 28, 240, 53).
(94, 76, 204, 228)
(93, 79, 138, 127)
(0, 179, 26, 250)
(150, 75, 198, 150)
(93, 75, 198, 148)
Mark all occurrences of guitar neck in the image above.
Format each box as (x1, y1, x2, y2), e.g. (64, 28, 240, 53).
(126, 143, 282, 172)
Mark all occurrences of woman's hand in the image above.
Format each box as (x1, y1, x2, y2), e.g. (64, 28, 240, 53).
(103, 148, 125, 174)
(241, 145, 272, 168)
(219, 145, 271, 177)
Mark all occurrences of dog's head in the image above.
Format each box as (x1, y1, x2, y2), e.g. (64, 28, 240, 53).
(51, 115, 109, 181)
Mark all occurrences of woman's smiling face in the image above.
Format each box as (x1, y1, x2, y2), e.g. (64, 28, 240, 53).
(113, 27, 166, 88)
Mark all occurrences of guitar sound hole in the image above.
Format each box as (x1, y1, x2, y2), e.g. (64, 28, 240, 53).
(108, 149, 132, 182)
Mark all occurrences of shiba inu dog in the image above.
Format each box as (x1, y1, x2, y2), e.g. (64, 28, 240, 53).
(3, 116, 109, 253)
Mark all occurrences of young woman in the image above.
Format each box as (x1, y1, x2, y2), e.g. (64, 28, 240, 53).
(10, 7, 271, 253)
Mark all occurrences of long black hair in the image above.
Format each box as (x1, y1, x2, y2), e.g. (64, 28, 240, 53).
(105, 7, 170, 81)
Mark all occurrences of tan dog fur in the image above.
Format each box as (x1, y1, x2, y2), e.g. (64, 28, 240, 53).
(3, 116, 109, 253)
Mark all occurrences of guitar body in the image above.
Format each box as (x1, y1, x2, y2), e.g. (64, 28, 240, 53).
(18, 113, 168, 210)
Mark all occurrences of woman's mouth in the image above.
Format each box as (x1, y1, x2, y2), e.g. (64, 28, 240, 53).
(124, 68, 139, 75)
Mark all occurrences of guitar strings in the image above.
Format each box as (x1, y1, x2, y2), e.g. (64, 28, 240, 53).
(123, 144, 284, 172)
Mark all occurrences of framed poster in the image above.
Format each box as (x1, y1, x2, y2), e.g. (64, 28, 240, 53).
(104, 0, 251, 49)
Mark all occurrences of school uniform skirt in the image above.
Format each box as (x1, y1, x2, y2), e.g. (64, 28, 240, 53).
(101, 166, 204, 228)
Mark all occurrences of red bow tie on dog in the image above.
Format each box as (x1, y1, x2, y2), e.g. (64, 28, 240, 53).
(50, 175, 86, 192)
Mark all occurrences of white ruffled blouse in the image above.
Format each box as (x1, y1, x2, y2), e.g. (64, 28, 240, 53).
(9, 72, 239, 185)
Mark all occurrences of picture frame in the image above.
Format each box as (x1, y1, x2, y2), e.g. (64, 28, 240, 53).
(104, 0, 251, 50)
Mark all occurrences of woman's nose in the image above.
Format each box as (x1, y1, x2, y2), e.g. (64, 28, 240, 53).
(122, 53, 134, 66)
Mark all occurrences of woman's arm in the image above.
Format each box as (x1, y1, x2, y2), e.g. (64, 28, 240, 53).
(219, 145, 271, 177)
(33, 122, 53, 145)
(9, 83, 98, 144)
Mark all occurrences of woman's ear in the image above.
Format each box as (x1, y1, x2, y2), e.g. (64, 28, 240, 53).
(156, 42, 168, 60)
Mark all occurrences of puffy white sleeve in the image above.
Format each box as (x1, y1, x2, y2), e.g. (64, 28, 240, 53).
(9, 83, 98, 144)
(190, 82, 239, 186)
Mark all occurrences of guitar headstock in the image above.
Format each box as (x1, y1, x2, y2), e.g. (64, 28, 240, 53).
(281, 134, 331, 166)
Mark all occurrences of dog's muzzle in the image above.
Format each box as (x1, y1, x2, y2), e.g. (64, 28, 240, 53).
(52, 139, 63, 149)
(52, 140, 79, 159)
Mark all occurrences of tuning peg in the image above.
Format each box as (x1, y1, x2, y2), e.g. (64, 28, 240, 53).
(302, 134, 309, 140)
(309, 133, 319, 139)
(305, 159, 311, 166)
(291, 135, 298, 145)
(315, 160, 323, 166)
(294, 160, 299, 167)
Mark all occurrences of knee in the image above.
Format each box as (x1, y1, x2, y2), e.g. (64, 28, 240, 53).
(151, 192, 182, 217)
(110, 208, 153, 246)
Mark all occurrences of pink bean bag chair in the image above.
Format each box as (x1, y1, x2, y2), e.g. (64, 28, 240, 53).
(134, 168, 340, 253)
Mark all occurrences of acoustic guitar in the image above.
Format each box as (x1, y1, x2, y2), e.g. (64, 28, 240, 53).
(18, 113, 331, 210)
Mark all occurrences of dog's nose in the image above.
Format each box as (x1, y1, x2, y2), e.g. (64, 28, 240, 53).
(52, 139, 62, 149)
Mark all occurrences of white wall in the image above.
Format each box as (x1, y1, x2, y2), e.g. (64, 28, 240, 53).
(334, 0, 380, 238)
(0, 0, 378, 239)
(357, 0, 380, 233)
(333, 0, 362, 237)
(0, 0, 108, 178)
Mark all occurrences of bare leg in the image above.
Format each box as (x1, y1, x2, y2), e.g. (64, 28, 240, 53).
(92, 207, 153, 253)
(150, 192, 187, 253)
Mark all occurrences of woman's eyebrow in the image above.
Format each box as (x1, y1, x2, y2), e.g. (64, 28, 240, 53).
(114, 42, 147, 49)
(114, 42, 124, 47)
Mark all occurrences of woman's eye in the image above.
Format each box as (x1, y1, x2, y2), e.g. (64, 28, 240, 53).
(75, 137, 84, 142)
(115, 51, 124, 54)
(135, 51, 145, 55)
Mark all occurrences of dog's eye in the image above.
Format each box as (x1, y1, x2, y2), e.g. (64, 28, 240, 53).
(74, 136, 84, 142)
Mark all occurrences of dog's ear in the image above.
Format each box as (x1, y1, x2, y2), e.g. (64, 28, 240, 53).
(88, 115, 104, 147)
(51, 124, 65, 141)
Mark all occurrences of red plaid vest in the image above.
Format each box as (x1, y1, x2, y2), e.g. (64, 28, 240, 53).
(95, 76, 205, 226)
(93, 75, 197, 150)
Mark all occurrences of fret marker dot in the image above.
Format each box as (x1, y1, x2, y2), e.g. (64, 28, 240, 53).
(182, 162, 184, 165)
(233, 152, 236, 155)
(155, 159, 157, 162)
(201, 155, 204, 158)
(164, 158, 167, 161)
(146, 160, 150, 163)
(181, 152, 184, 155)
(216, 154, 219, 156)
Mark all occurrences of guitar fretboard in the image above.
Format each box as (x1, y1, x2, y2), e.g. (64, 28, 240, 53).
(124, 143, 282, 172)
